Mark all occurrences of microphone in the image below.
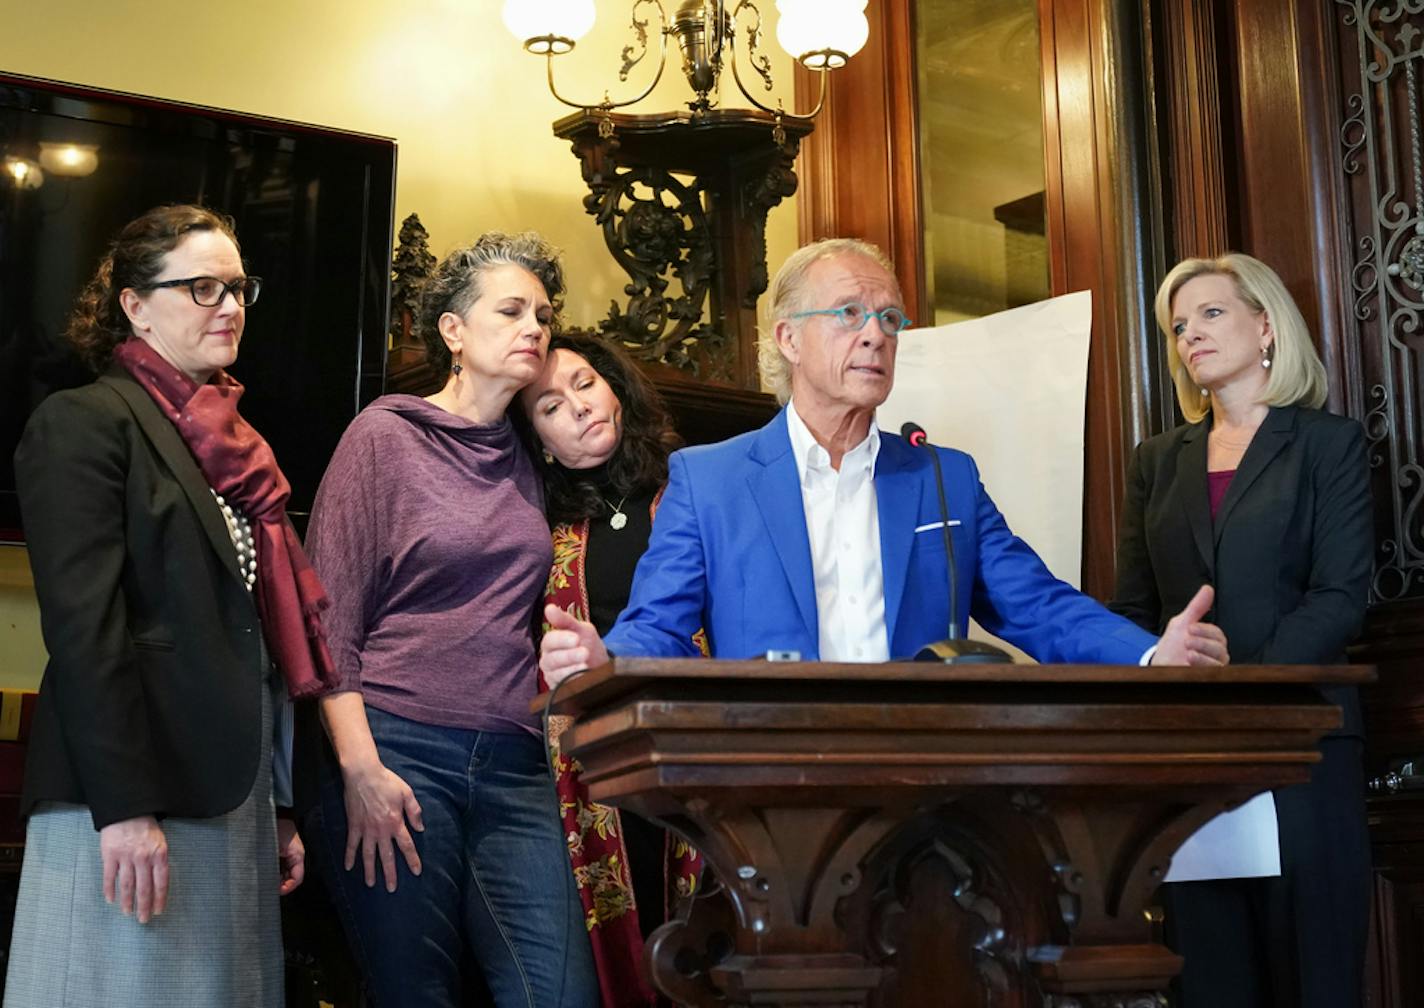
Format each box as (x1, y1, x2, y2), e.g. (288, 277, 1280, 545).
(900, 421, 1011, 664)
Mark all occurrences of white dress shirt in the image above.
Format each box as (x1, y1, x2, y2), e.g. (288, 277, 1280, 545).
(785, 402, 890, 662)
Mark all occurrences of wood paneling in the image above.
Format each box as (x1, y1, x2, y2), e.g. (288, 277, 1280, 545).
(1038, 0, 1166, 597)
(1226, 0, 1355, 415)
(1155, 0, 1232, 259)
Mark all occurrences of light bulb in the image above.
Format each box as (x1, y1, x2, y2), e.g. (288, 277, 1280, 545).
(503, 0, 597, 54)
(39, 143, 99, 178)
(775, 0, 868, 67)
(3, 157, 43, 189)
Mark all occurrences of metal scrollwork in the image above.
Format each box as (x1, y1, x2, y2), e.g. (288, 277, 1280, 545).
(619, 0, 659, 82)
(1336, 0, 1424, 602)
(733, 0, 776, 95)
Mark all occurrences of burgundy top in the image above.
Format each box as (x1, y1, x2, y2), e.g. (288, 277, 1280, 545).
(305, 396, 551, 733)
(1207, 469, 1236, 521)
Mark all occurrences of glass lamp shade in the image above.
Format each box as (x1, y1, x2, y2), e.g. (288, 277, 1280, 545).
(502, 0, 596, 54)
(2, 157, 44, 190)
(38, 143, 99, 178)
(775, 0, 868, 68)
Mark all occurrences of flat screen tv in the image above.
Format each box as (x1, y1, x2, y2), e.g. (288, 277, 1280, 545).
(0, 73, 395, 541)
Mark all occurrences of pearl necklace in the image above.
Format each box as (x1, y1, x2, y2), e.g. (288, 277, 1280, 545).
(213, 491, 258, 590)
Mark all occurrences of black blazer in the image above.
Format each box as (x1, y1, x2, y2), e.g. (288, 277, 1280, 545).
(15, 369, 266, 830)
(1110, 405, 1372, 737)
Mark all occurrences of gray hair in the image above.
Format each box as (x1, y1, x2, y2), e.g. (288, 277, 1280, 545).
(756, 237, 898, 403)
(418, 231, 566, 373)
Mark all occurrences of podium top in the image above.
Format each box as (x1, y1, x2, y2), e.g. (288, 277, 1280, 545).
(539, 657, 1375, 716)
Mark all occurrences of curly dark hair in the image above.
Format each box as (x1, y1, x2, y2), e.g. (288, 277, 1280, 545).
(65, 205, 240, 372)
(416, 231, 566, 374)
(514, 333, 682, 525)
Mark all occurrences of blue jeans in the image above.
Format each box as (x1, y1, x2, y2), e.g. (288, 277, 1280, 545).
(314, 705, 597, 1007)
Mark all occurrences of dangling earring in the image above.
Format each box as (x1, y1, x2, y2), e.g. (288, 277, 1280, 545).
(1261, 344, 1273, 369)
(451, 350, 463, 377)
(542, 449, 555, 465)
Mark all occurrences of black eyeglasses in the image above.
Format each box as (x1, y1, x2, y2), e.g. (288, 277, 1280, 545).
(134, 275, 262, 307)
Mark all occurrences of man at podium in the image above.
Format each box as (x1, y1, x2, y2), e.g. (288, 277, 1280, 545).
(541, 239, 1227, 680)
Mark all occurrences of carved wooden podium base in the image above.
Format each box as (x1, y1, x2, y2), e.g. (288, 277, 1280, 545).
(549, 659, 1371, 1007)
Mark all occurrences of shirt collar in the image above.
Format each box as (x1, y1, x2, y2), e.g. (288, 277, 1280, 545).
(785, 400, 881, 485)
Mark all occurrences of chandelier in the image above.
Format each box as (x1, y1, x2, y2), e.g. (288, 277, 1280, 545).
(502, 0, 869, 131)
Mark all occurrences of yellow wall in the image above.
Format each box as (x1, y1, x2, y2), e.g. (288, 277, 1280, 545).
(0, 0, 805, 686)
(0, 549, 45, 690)
(0, 0, 801, 325)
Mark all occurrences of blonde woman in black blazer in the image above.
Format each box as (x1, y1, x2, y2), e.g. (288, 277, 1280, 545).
(1111, 253, 1372, 1008)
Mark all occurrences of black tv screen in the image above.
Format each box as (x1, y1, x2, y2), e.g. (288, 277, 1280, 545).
(0, 73, 395, 540)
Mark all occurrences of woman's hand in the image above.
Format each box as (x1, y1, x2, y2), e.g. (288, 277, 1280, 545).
(541, 604, 609, 686)
(318, 691, 424, 892)
(99, 815, 168, 923)
(342, 759, 424, 892)
(277, 817, 305, 896)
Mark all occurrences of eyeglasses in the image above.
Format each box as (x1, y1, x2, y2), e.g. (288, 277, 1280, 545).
(134, 275, 262, 307)
(788, 302, 911, 336)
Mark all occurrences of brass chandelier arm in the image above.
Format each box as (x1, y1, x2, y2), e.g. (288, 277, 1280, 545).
(728, 39, 834, 122)
(542, 0, 673, 113)
(726, 0, 837, 121)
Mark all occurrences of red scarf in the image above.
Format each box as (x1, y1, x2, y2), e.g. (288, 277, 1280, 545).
(113, 338, 338, 699)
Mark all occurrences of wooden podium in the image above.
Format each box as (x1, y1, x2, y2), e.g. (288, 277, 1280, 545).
(546, 658, 1373, 1007)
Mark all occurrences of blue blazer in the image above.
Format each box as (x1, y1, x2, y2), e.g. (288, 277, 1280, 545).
(605, 409, 1156, 663)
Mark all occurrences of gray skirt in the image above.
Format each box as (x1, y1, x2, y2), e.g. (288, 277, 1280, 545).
(3, 671, 284, 1008)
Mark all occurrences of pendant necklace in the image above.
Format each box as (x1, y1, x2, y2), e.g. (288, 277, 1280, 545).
(604, 494, 629, 530)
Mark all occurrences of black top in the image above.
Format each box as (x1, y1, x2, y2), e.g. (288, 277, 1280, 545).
(581, 476, 668, 935)
(584, 481, 657, 636)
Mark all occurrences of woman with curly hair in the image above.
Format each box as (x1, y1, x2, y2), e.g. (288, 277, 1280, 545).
(516, 333, 701, 1007)
(305, 233, 597, 1007)
(7, 204, 325, 1006)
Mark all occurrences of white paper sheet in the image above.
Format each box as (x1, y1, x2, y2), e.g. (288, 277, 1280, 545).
(1163, 792, 1282, 882)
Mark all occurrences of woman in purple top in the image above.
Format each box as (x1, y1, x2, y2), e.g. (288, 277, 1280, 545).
(1110, 253, 1372, 1008)
(305, 232, 597, 1007)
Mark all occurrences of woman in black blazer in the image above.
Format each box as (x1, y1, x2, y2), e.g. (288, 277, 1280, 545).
(1111, 253, 1373, 1007)
(7, 205, 334, 1007)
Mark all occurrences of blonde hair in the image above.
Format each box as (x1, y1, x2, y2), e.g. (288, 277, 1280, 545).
(1155, 252, 1327, 423)
(757, 238, 899, 404)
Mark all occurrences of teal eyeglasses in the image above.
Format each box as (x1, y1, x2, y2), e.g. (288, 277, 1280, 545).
(788, 302, 911, 336)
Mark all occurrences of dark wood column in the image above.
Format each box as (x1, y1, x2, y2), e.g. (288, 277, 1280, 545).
(1037, 0, 1169, 598)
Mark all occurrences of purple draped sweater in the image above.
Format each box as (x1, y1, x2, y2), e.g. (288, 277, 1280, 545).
(305, 395, 551, 733)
